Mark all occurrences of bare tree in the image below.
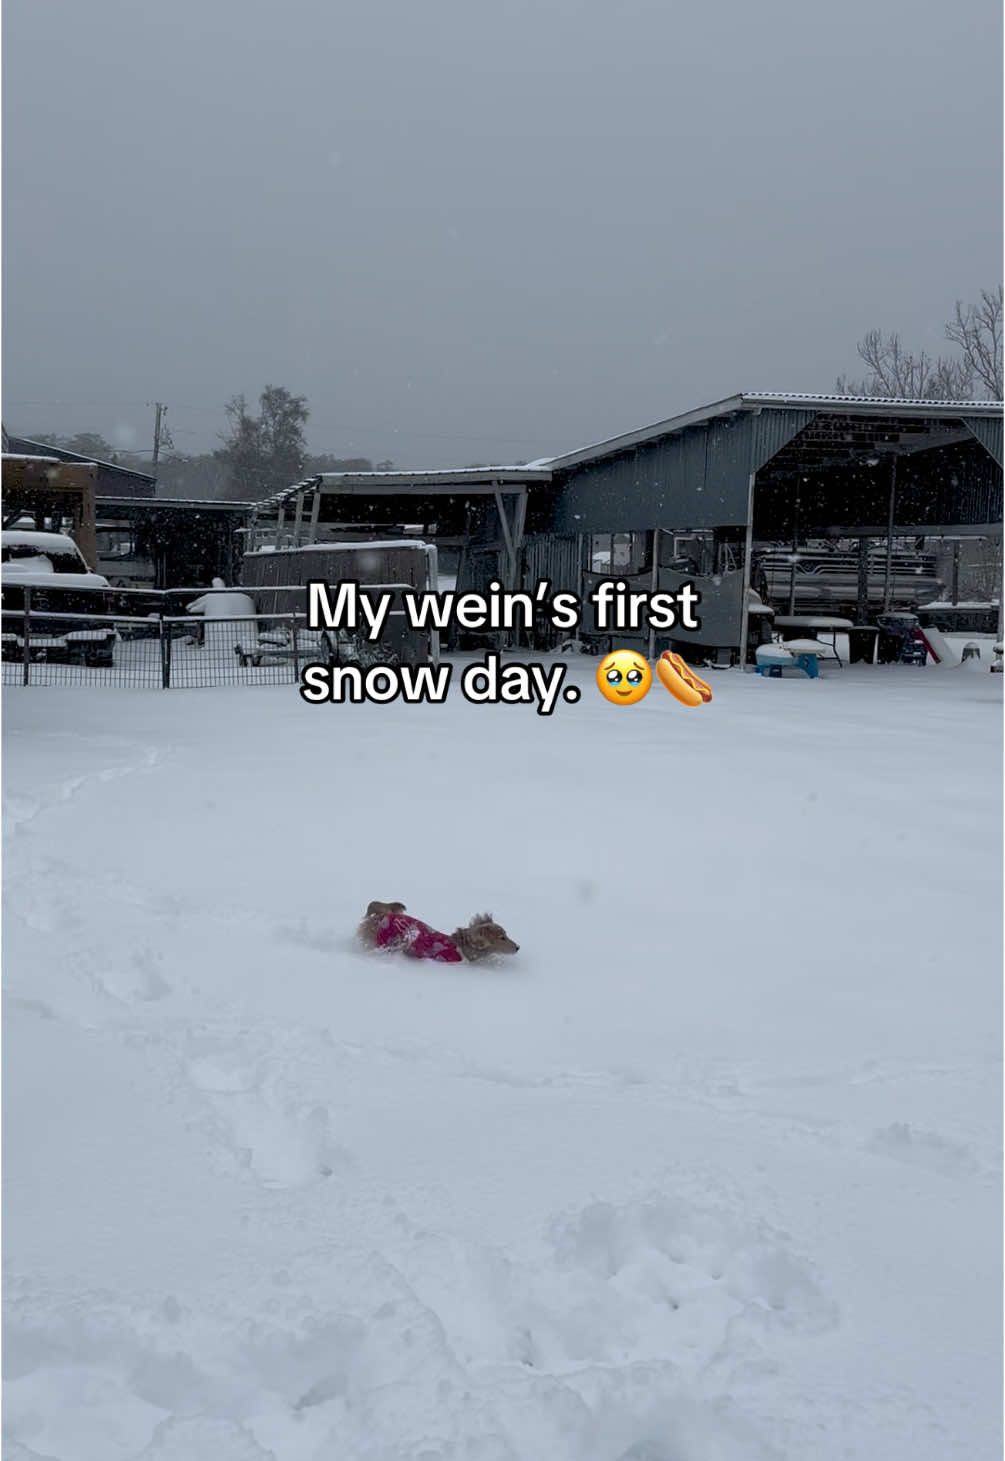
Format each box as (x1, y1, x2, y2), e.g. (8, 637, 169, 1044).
(838, 286, 1003, 401)
(945, 286, 1003, 399)
(836, 330, 974, 400)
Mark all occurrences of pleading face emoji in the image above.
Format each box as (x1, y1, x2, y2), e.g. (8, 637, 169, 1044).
(596, 650, 652, 706)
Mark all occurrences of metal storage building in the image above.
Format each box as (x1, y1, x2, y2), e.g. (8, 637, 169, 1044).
(242, 393, 1004, 661)
(535, 392, 1003, 659)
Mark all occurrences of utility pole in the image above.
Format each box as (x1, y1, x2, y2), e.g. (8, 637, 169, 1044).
(151, 402, 167, 469)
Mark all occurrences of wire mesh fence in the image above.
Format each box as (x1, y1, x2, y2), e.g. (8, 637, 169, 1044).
(1, 583, 432, 689)
(2, 609, 299, 688)
(2, 607, 414, 690)
(3, 609, 163, 688)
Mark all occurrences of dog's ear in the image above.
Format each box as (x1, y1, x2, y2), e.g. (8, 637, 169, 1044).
(469, 912, 493, 927)
(465, 922, 492, 953)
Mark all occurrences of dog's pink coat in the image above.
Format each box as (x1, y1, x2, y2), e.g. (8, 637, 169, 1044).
(374, 911, 463, 963)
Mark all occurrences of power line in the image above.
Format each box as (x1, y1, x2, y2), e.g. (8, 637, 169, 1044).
(4, 399, 153, 409)
(6, 400, 560, 449)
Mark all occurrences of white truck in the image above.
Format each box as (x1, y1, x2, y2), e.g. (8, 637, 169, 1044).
(2, 529, 116, 667)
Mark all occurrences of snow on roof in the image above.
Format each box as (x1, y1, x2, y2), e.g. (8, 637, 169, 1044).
(742, 391, 1003, 411)
(100, 497, 256, 511)
(245, 539, 430, 556)
(2, 453, 64, 464)
(919, 600, 1000, 610)
(318, 466, 537, 479)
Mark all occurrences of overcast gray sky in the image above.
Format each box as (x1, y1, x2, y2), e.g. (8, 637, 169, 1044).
(3, 0, 1002, 469)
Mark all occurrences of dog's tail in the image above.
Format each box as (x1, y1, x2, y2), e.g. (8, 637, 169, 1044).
(365, 900, 407, 919)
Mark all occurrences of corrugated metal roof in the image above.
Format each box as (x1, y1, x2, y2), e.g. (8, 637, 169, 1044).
(95, 496, 255, 513)
(743, 391, 1003, 411)
(546, 393, 1004, 472)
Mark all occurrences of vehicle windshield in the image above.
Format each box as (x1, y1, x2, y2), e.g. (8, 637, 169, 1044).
(2, 543, 88, 574)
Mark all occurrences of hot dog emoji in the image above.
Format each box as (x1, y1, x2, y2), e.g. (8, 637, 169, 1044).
(656, 651, 712, 707)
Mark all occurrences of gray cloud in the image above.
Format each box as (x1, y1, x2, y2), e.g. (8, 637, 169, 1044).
(3, 0, 1001, 468)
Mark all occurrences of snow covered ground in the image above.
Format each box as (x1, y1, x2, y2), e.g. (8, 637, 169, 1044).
(3, 656, 1002, 1461)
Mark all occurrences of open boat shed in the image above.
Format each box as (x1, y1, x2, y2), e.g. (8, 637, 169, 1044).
(249, 466, 551, 595)
(250, 393, 1003, 661)
(90, 496, 254, 589)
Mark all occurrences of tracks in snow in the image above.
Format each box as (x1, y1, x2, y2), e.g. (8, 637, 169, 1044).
(2, 1186, 834, 1459)
(3, 743, 167, 835)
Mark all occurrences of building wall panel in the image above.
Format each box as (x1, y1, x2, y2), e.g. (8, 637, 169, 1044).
(550, 416, 754, 534)
(962, 414, 1003, 467)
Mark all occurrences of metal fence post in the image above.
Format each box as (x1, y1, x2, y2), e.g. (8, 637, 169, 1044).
(292, 614, 301, 681)
(22, 586, 31, 686)
(160, 613, 171, 688)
